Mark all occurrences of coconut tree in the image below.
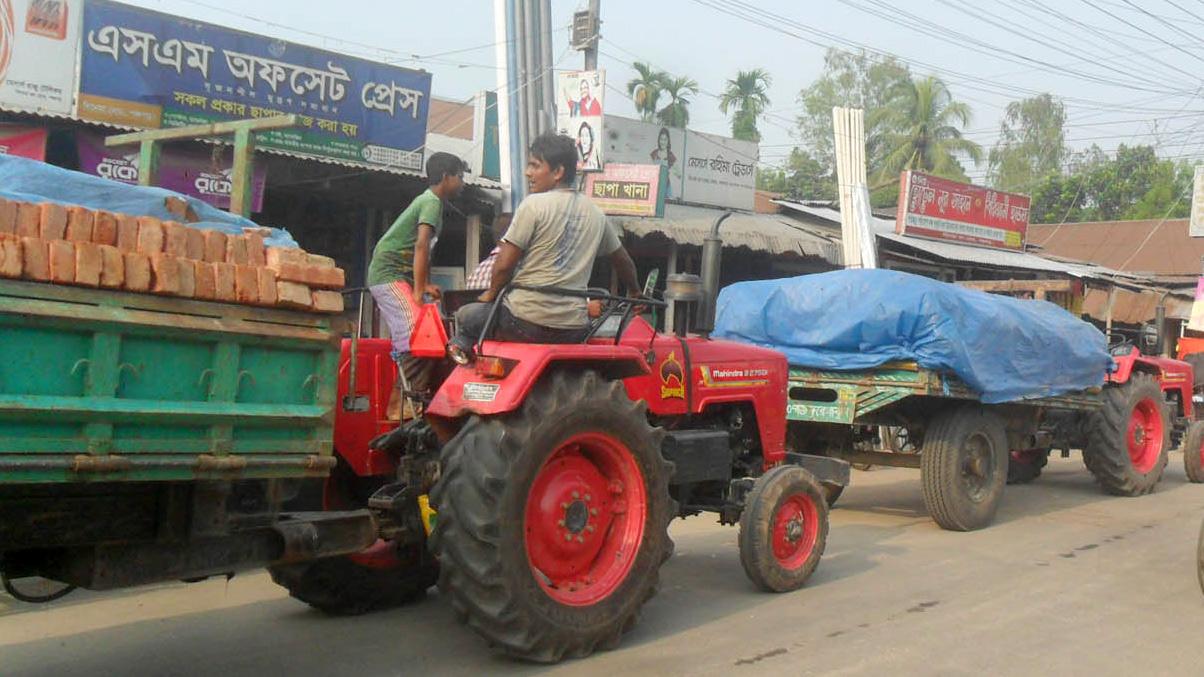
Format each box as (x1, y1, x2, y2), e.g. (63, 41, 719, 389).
(870, 75, 982, 184)
(656, 75, 699, 128)
(719, 68, 772, 142)
(627, 61, 664, 123)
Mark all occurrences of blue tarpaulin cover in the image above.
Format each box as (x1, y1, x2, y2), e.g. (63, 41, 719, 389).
(0, 155, 298, 248)
(714, 269, 1111, 404)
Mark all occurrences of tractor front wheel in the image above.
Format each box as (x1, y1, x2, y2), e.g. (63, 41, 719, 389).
(738, 465, 829, 592)
(1084, 374, 1169, 496)
(430, 371, 674, 663)
(1182, 420, 1204, 483)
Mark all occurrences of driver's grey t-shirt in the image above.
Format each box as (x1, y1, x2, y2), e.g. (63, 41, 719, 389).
(502, 188, 621, 329)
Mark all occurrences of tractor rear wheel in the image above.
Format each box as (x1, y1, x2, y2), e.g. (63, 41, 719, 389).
(430, 371, 674, 663)
(1083, 374, 1169, 496)
(269, 462, 438, 615)
(738, 465, 829, 592)
(1182, 420, 1204, 483)
(1007, 449, 1049, 485)
(920, 406, 1008, 531)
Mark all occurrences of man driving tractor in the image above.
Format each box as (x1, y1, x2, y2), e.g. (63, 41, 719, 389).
(449, 132, 641, 363)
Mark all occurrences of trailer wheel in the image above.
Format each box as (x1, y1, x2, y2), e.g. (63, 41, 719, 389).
(920, 406, 1008, 531)
(1183, 420, 1204, 483)
(430, 371, 674, 663)
(1084, 373, 1169, 496)
(269, 462, 437, 615)
(1007, 449, 1049, 485)
(738, 465, 829, 592)
(1197, 516, 1204, 596)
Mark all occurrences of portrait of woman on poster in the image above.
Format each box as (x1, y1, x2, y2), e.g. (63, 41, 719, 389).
(650, 127, 676, 197)
(577, 121, 599, 171)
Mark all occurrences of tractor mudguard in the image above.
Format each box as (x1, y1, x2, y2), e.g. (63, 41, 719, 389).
(785, 452, 851, 489)
(426, 340, 651, 418)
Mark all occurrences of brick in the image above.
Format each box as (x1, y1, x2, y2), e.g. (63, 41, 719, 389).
(306, 253, 336, 268)
(123, 252, 151, 292)
(184, 227, 205, 260)
(39, 203, 67, 240)
(256, 267, 278, 306)
(272, 262, 346, 290)
(193, 261, 216, 300)
(162, 221, 189, 257)
(245, 232, 266, 266)
(48, 240, 75, 284)
(116, 214, 140, 252)
(20, 238, 50, 281)
(74, 242, 102, 287)
(226, 235, 249, 265)
(276, 280, 312, 309)
(93, 211, 118, 246)
(0, 237, 21, 278)
(243, 226, 272, 238)
(234, 264, 258, 304)
(177, 257, 196, 298)
(311, 290, 344, 313)
(65, 207, 95, 242)
(150, 253, 180, 295)
(0, 198, 16, 235)
(137, 217, 164, 254)
(98, 245, 124, 289)
(16, 203, 41, 238)
(266, 246, 306, 269)
(213, 262, 236, 302)
(203, 230, 228, 263)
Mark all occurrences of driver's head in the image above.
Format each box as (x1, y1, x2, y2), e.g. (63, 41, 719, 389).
(525, 133, 576, 193)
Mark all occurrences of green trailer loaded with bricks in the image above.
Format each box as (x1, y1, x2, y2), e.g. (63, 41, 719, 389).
(0, 279, 375, 596)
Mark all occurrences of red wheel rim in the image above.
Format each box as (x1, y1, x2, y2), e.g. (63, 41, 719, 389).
(771, 492, 820, 570)
(524, 432, 647, 607)
(1127, 398, 1164, 474)
(324, 473, 401, 570)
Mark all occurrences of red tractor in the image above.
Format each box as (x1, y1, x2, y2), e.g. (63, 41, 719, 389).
(271, 220, 849, 662)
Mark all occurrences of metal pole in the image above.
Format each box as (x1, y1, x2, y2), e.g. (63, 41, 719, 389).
(584, 0, 600, 70)
(521, 0, 539, 147)
(537, 0, 555, 134)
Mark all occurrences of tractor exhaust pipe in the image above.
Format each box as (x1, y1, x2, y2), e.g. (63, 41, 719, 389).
(697, 211, 731, 338)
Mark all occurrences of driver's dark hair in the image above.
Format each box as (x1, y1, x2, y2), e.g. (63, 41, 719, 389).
(426, 152, 465, 186)
(529, 133, 577, 185)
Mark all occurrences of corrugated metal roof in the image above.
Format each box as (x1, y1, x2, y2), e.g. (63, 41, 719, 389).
(1029, 219, 1203, 276)
(610, 203, 843, 262)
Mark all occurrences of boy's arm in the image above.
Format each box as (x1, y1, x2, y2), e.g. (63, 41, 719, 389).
(412, 223, 439, 304)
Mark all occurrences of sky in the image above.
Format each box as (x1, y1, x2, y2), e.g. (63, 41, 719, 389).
(120, 0, 1204, 185)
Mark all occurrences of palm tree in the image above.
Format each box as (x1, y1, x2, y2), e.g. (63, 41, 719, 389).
(656, 75, 699, 128)
(627, 62, 663, 123)
(870, 76, 982, 185)
(719, 68, 772, 142)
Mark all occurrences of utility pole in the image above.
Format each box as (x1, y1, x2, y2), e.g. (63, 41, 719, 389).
(495, 0, 555, 210)
(584, 0, 600, 70)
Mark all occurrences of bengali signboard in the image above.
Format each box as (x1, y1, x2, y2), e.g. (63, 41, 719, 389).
(0, 124, 46, 159)
(77, 0, 432, 171)
(895, 171, 1030, 251)
(76, 132, 267, 211)
(555, 69, 604, 172)
(584, 163, 666, 217)
(0, 0, 80, 114)
(681, 129, 756, 211)
(603, 116, 684, 201)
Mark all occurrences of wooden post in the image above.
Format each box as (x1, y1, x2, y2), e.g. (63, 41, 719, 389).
(137, 140, 161, 187)
(1105, 285, 1118, 336)
(229, 127, 255, 217)
(465, 213, 482, 279)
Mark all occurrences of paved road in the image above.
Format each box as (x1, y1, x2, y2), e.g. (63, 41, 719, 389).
(4, 453, 1203, 676)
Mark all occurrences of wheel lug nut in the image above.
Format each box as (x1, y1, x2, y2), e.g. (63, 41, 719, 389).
(565, 534, 573, 541)
(558, 519, 565, 527)
(584, 493, 592, 502)
(576, 535, 585, 543)
(590, 508, 598, 516)
(586, 525, 595, 533)
(572, 491, 580, 499)
(561, 502, 569, 509)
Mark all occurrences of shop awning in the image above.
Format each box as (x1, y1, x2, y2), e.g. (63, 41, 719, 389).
(610, 204, 843, 263)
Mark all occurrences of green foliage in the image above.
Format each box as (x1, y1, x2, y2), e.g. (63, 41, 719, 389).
(756, 148, 836, 201)
(1027, 144, 1193, 223)
(870, 76, 982, 185)
(720, 68, 772, 142)
(987, 94, 1067, 193)
(626, 62, 663, 123)
(656, 75, 700, 128)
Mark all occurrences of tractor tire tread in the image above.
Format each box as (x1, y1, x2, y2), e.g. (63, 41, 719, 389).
(1083, 373, 1168, 496)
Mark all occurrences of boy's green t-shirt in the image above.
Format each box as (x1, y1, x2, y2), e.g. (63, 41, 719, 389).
(367, 189, 444, 286)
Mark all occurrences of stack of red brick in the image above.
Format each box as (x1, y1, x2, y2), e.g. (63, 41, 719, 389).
(0, 199, 344, 313)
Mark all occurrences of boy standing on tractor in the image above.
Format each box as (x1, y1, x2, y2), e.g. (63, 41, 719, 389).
(367, 152, 465, 396)
(449, 133, 640, 361)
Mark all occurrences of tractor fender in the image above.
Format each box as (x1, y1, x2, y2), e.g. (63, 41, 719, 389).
(426, 341, 651, 418)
